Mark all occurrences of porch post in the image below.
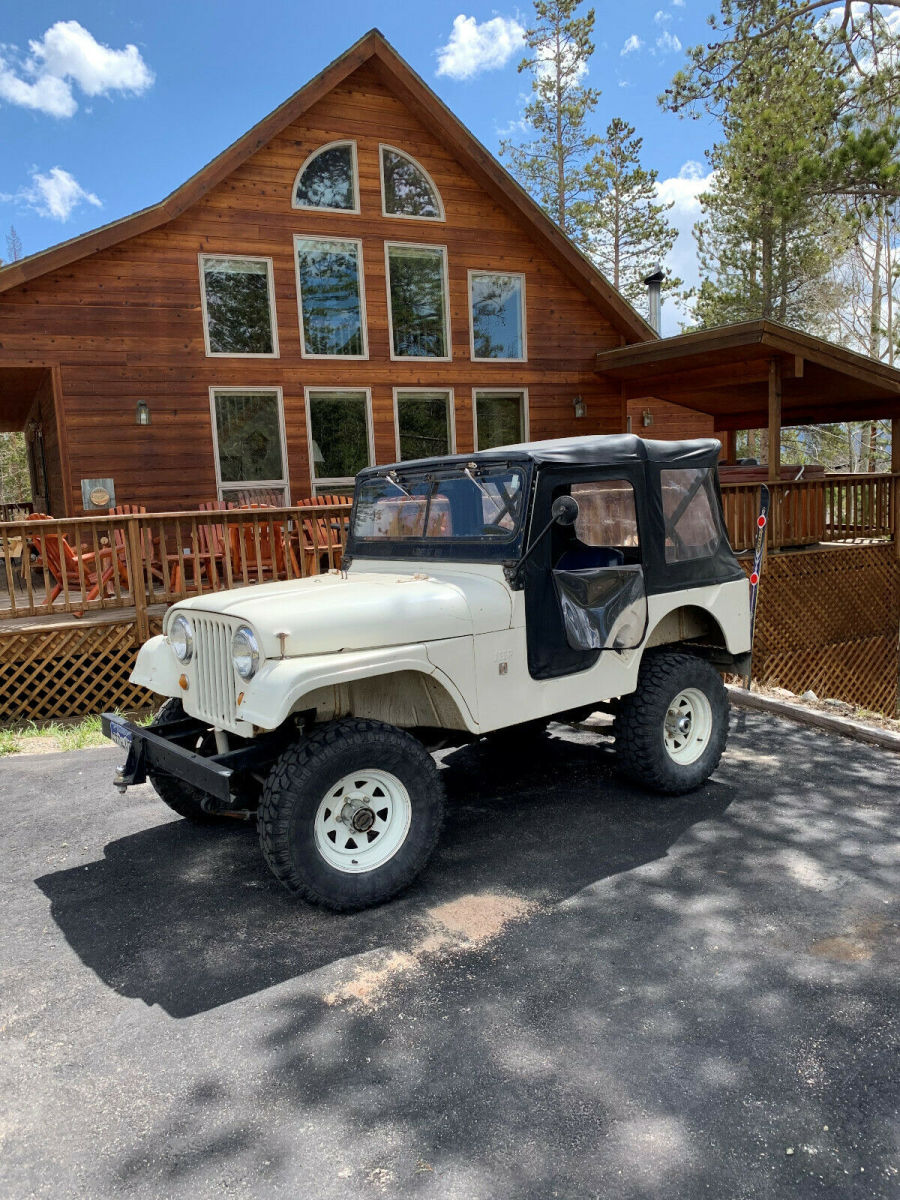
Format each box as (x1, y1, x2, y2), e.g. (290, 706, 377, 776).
(767, 359, 782, 484)
(723, 429, 738, 463)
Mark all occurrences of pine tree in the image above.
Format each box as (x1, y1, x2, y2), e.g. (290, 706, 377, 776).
(581, 118, 681, 309)
(5, 226, 23, 262)
(500, 0, 600, 249)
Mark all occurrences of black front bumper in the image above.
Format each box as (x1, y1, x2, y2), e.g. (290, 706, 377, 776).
(102, 712, 235, 801)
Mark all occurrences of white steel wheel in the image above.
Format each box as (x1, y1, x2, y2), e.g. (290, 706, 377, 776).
(313, 768, 412, 874)
(663, 687, 713, 766)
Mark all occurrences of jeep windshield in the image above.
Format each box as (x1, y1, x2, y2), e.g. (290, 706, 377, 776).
(352, 466, 527, 549)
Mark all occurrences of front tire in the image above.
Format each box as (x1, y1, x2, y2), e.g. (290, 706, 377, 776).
(258, 718, 445, 911)
(146, 698, 224, 823)
(613, 652, 728, 794)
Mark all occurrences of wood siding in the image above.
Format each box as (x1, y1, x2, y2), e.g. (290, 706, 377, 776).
(0, 62, 632, 514)
(627, 397, 715, 443)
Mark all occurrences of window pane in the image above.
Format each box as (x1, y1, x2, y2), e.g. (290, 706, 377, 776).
(309, 391, 370, 481)
(660, 468, 720, 562)
(571, 481, 639, 546)
(296, 239, 364, 356)
(475, 393, 523, 449)
(203, 258, 274, 354)
(396, 392, 451, 460)
(471, 273, 524, 359)
(214, 392, 284, 483)
(295, 144, 355, 210)
(382, 149, 441, 217)
(387, 246, 447, 358)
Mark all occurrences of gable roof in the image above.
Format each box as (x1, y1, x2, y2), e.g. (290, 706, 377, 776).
(0, 29, 655, 343)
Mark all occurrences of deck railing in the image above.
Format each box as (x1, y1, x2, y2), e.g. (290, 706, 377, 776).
(0, 502, 353, 631)
(720, 472, 900, 552)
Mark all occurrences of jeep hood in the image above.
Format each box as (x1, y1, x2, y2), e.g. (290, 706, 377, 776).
(172, 570, 512, 657)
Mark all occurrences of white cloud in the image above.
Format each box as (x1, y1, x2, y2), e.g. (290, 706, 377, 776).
(672, 0, 686, 7)
(654, 9, 672, 22)
(0, 166, 102, 220)
(621, 34, 643, 56)
(0, 20, 153, 117)
(656, 30, 683, 53)
(656, 161, 713, 332)
(436, 14, 525, 80)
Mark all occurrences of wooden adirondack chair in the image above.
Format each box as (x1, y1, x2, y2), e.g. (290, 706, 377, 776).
(107, 504, 167, 590)
(26, 513, 128, 614)
(296, 494, 352, 573)
(229, 505, 300, 582)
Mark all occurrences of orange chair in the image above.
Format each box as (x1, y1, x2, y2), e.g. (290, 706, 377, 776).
(26, 513, 128, 614)
(229, 505, 300, 582)
(108, 504, 168, 590)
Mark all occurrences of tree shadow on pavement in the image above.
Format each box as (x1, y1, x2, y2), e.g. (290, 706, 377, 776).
(34, 725, 735, 1019)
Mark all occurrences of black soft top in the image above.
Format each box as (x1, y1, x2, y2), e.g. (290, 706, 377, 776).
(357, 435, 722, 478)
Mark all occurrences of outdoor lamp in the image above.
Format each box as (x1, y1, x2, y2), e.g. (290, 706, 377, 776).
(572, 395, 586, 419)
(136, 400, 151, 426)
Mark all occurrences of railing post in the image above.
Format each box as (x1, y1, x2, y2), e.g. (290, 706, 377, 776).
(126, 517, 150, 645)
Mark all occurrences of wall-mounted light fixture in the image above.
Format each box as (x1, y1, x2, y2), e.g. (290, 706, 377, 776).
(572, 395, 586, 419)
(136, 400, 151, 426)
(642, 408, 654, 427)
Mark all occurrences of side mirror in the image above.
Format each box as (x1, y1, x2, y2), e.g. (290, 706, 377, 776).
(551, 495, 579, 526)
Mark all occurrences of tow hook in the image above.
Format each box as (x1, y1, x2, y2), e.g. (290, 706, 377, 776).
(114, 766, 129, 794)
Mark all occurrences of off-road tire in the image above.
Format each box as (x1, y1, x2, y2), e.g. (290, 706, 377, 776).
(613, 651, 728, 795)
(258, 718, 445, 911)
(146, 698, 224, 823)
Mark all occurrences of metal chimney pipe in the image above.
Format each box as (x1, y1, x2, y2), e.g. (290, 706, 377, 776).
(643, 264, 665, 334)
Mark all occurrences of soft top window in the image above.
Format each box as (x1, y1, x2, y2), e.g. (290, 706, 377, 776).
(354, 467, 525, 543)
(660, 468, 721, 562)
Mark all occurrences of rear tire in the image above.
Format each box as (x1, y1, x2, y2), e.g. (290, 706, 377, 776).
(146, 698, 225, 823)
(613, 651, 728, 794)
(258, 718, 445, 911)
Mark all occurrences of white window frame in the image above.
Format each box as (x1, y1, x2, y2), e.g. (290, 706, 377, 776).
(198, 254, 279, 359)
(379, 144, 446, 221)
(384, 241, 452, 363)
(392, 388, 457, 462)
(472, 388, 530, 451)
(468, 269, 527, 363)
(293, 234, 369, 360)
(304, 386, 375, 496)
(209, 386, 290, 504)
(292, 140, 361, 214)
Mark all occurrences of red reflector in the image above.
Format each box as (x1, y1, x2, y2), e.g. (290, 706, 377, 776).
(757, 515, 767, 528)
(750, 572, 759, 585)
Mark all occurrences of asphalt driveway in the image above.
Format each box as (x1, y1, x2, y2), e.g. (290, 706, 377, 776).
(1, 712, 897, 1199)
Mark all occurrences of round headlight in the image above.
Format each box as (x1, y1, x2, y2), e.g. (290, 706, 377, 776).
(169, 615, 194, 663)
(232, 626, 260, 680)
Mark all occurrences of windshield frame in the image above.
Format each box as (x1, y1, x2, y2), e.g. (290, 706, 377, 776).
(346, 461, 533, 563)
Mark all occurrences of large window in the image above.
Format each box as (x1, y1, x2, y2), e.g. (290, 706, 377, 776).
(306, 388, 374, 494)
(294, 236, 367, 358)
(469, 271, 526, 361)
(380, 146, 444, 220)
(394, 389, 455, 461)
(473, 390, 528, 450)
(385, 243, 450, 360)
(293, 141, 359, 212)
(210, 388, 288, 504)
(199, 255, 278, 357)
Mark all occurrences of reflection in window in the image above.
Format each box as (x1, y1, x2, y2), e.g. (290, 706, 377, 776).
(354, 468, 525, 541)
(396, 391, 452, 460)
(295, 237, 366, 357)
(660, 468, 720, 562)
(474, 391, 526, 450)
(201, 257, 276, 355)
(386, 244, 448, 358)
(571, 481, 639, 547)
(470, 272, 525, 359)
(294, 143, 357, 211)
(381, 147, 443, 218)
(308, 390, 371, 492)
(213, 391, 286, 500)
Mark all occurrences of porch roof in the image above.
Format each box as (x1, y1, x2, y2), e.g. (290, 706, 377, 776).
(594, 320, 900, 430)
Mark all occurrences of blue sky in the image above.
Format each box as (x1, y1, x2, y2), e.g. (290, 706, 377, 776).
(0, 2, 724, 332)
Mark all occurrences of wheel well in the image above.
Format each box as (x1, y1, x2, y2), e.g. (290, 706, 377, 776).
(645, 605, 728, 651)
(292, 670, 472, 732)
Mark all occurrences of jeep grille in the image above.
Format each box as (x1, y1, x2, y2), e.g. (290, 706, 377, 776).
(189, 614, 238, 729)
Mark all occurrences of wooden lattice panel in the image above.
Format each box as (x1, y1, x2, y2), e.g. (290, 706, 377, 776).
(0, 621, 159, 724)
(746, 545, 900, 715)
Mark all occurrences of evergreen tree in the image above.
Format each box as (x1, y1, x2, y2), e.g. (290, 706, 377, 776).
(582, 118, 681, 308)
(5, 226, 22, 263)
(500, 0, 600, 248)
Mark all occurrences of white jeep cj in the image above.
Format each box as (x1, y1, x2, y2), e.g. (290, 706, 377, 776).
(104, 435, 751, 910)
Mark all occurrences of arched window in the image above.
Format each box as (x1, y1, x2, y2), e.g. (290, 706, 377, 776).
(379, 145, 445, 220)
(293, 141, 359, 212)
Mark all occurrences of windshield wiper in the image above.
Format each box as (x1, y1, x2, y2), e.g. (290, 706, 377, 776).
(464, 466, 503, 514)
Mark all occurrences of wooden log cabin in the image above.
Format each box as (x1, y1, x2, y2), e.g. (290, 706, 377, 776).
(0, 29, 716, 517)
